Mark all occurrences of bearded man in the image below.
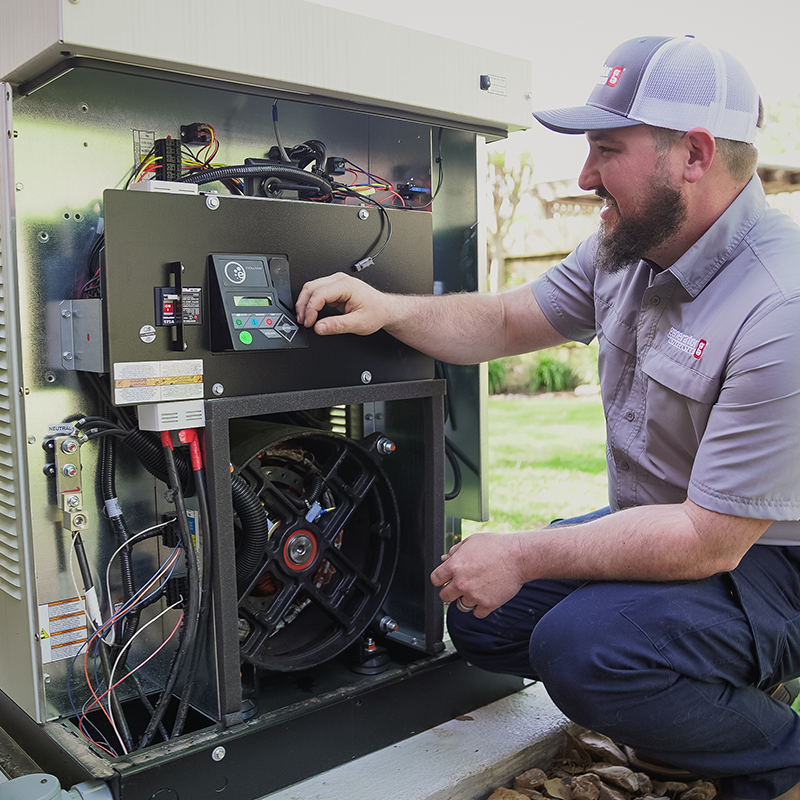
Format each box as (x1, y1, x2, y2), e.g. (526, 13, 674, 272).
(295, 36, 800, 799)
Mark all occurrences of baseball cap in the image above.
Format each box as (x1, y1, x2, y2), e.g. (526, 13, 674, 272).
(533, 36, 760, 143)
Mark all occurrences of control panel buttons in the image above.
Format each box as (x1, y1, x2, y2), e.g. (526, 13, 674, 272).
(238, 330, 253, 345)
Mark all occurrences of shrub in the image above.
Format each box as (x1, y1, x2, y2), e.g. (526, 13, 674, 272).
(527, 355, 578, 393)
(488, 359, 507, 394)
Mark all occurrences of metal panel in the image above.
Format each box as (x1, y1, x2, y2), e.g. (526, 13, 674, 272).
(100, 189, 435, 402)
(434, 128, 489, 523)
(0, 80, 42, 722)
(0, 0, 533, 135)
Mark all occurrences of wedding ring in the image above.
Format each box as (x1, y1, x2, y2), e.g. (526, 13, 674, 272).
(456, 597, 476, 613)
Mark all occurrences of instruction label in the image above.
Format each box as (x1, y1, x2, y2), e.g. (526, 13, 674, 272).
(38, 597, 87, 664)
(113, 359, 204, 405)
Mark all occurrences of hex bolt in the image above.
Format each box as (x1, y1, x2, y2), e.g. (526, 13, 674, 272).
(66, 495, 81, 508)
(206, 195, 220, 210)
(358, 209, 369, 220)
(27, 436, 36, 445)
(212, 383, 224, 396)
(63, 352, 73, 361)
(361, 370, 372, 384)
(61, 309, 72, 319)
(15, 183, 23, 191)
(62, 464, 78, 478)
(376, 437, 396, 455)
(212, 746, 226, 762)
(60, 438, 78, 454)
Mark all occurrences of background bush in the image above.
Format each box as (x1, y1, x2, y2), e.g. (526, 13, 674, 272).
(488, 342, 598, 395)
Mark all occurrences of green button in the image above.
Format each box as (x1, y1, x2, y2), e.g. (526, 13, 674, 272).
(238, 331, 253, 345)
(235, 317, 243, 326)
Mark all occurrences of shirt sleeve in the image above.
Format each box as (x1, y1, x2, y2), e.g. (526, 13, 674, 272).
(688, 293, 800, 521)
(530, 236, 599, 346)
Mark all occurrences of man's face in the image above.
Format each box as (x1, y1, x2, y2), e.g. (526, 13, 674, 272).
(578, 126, 688, 273)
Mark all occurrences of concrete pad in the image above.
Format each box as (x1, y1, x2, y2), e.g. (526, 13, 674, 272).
(264, 681, 571, 800)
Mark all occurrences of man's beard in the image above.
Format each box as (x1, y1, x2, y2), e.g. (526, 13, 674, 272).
(594, 175, 688, 274)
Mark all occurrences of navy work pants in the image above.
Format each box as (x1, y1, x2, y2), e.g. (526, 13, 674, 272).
(446, 512, 800, 799)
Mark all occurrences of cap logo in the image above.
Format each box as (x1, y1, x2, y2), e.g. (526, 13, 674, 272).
(606, 66, 624, 87)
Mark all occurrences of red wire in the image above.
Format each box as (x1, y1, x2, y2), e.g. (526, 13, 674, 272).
(79, 611, 184, 748)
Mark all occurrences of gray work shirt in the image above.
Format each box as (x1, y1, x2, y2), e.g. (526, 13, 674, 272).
(531, 176, 800, 545)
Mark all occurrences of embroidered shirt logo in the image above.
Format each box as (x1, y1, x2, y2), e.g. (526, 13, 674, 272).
(667, 327, 707, 359)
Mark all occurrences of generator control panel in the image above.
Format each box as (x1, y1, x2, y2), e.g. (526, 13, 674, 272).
(209, 253, 308, 352)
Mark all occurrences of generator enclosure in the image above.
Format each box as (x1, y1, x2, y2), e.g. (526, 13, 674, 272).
(0, 2, 532, 797)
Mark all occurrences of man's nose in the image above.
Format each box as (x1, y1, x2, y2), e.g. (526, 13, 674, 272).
(578, 157, 599, 192)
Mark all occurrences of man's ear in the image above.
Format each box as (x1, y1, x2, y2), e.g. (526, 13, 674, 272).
(681, 127, 716, 184)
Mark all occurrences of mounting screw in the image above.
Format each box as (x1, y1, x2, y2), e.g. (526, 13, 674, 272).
(38, 232, 49, 243)
(62, 352, 73, 361)
(61, 309, 72, 319)
(360, 371, 372, 384)
(62, 464, 78, 478)
(212, 746, 226, 762)
(15, 183, 23, 191)
(66, 494, 81, 508)
(206, 195, 220, 210)
(212, 383, 224, 396)
(27, 436, 36, 445)
(43, 673, 51, 684)
(358, 209, 369, 220)
(61, 438, 79, 454)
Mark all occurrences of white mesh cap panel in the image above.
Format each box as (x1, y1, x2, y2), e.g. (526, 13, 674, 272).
(628, 37, 758, 142)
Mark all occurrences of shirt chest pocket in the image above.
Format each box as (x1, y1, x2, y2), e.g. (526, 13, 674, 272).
(642, 348, 721, 404)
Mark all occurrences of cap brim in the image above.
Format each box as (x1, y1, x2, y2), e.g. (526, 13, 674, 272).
(532, 104, 642, 134)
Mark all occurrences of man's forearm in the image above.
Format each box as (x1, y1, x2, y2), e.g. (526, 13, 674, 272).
(516, 501, 771, 584)
(431, 500, 772, 618)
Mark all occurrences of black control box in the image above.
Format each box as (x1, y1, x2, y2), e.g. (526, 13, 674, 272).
(208, 254, 308, 352)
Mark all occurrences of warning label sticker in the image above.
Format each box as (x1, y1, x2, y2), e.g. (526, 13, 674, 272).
(38, 597, 88, 664)
(113, 359, 204, 405)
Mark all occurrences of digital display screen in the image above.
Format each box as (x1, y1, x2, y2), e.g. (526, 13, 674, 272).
(233, 295, 273, 307)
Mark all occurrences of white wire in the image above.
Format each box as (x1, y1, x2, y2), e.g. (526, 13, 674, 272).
(93, 547, 181, 756)
(104, 518, 176, 640)
(107, 597, 184, 735)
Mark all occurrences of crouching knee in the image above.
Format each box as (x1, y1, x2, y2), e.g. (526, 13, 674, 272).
(530, 607, 660, 734)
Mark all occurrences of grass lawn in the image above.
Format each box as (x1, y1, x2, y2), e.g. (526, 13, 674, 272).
(462, 393, 609, 535)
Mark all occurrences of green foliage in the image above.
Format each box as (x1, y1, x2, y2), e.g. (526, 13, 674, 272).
(527, 355, 578, 393)
(487, 358, 507, 395)
(487, 344, 597, 396)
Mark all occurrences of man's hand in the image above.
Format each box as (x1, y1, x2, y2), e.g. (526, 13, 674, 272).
(431, 533, 527, 619)
(295, 272, 390, 336)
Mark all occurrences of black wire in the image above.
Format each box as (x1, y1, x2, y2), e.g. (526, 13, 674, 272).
(332, 183, 393, 266)
(444, 439, 463, 502)
(418, 127, 444, 210)
(138, 438, 201, 748)
(171, 459, 211, 737)
(72, 532, 135, 751)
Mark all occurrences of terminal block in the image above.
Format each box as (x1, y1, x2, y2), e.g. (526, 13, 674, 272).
(154, 137, 182, 182)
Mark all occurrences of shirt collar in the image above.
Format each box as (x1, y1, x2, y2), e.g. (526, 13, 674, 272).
(666, 175, 766, 297)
